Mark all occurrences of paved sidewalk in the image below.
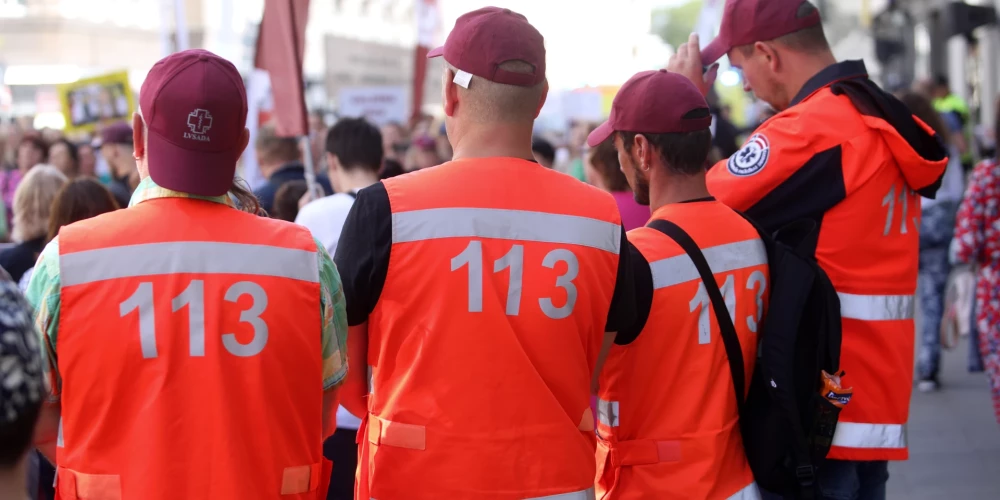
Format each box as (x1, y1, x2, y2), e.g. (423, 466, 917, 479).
(888, 337, 1000, 499)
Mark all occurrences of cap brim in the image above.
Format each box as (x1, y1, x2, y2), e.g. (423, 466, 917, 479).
(700, 37, 730, 66)
(427, 46, 444, 58)
(587, 121, 615, 148)
(145, 130, 240, 197)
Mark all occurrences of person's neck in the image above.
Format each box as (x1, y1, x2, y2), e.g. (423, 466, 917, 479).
(451, 123, 535, 161)
(783, 51, 838, 108)
(648, 170, 711, 214)
(336, 168, 379, 193)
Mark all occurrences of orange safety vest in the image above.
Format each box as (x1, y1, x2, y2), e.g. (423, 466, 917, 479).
(358, 158, 622, 500)
(707, 71, 948, 461)
(55, 197, 331, 500)
(596, 202, 766, 500)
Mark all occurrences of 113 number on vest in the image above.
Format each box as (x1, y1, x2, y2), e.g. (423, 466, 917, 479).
(451, 240, 579, 319)
(119, 280, 268, 359)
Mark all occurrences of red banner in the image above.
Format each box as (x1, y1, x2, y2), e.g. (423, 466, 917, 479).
(255, 0, 310, 137)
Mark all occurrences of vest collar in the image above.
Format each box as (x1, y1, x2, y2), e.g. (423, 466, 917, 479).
(128, 177, 235, 208)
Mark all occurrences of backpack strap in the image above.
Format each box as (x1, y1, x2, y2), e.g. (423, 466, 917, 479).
(346, 191, 359, 199)
(647, 219, 746, 417)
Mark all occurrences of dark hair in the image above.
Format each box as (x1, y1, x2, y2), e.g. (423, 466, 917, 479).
(51, 139, 80, 169)
(532, 137, 556, 166)
(588, 138, 629, 192)
(379, 158, 405, 179)
(934, 74, 950, 89)
(272, 180, 308, 222)
(0, 400, 40, 467)
(620, 128, 714, 177)
(47, 178, 119, 242)
(326, 118, 383, 172)
(19, 135, 49, 161)
(230, 177, 263, 215)
(896, 91, 950, 146)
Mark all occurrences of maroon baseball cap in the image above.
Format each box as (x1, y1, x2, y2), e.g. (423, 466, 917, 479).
(100, 122, 133, 146)
(587, 70, 712, 148)
(701, 0, 822, 65)
(427, 7, 545, 87)
(139, 49, 248, 197)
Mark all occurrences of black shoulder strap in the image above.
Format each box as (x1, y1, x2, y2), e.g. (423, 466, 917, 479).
(346, 191, 358, 199)
(647, 219, 746, 417)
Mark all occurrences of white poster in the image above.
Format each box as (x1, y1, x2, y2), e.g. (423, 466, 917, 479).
(337, 86, 408, 126)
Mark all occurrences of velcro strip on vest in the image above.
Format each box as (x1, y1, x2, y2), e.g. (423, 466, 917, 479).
(280, 463, 322, 495)
(615, 439, 682, 466)
(57, 468, 122, 500)
(368, 415, 426, 450)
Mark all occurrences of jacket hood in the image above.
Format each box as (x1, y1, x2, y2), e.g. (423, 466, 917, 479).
(831, 79, 948, 199)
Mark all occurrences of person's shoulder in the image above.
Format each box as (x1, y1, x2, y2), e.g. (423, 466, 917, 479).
(297, 194, 355, 223)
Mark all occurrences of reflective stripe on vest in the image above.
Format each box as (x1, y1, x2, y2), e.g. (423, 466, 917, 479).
(60, 241, 319, 286)
(649, 238, 767, 289)
(391, 207, 621, 253)
(727, 481, 761, 500)
(831, 422, 907, 449)
(837, 293, 914, 321)
(597, 398, 619, 428)
(372, 488, 597, 500)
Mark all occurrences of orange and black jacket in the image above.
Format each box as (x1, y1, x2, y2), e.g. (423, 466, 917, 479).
(707, 60, 948, 461)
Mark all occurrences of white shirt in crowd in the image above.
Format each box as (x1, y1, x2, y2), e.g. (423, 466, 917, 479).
(294, 189, 362, 430)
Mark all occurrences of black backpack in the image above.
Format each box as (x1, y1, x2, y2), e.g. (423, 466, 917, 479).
(648, 215, 843, 500)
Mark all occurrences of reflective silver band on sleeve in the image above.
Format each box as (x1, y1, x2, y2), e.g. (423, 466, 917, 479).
(831, 422, 907, 449)
(61, 241, 319, 286)
(391, 208, 621, 253)
(597, 398, 619, 428)
(837, 293, 915, 321)
(649, 238, 768, 289)
(726, 481, 761, 500)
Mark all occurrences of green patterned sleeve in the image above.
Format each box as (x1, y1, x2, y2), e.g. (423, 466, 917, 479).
(316, 237, 348, 390)
(24, 237, 62, 402)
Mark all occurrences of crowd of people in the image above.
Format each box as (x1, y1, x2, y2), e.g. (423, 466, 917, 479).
(0, 0, 997, 499)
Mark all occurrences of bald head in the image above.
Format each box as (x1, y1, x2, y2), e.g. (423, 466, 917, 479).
(446, 61, 547, 124)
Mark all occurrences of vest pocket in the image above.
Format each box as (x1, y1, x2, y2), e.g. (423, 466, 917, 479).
(56, 467, 122, 500)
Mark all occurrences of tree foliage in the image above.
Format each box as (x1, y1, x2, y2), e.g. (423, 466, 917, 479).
(652, 0, 704, 51)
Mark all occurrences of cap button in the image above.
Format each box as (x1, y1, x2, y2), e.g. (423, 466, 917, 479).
(502, 8, 511, 13)
(659, 69, 667, 73)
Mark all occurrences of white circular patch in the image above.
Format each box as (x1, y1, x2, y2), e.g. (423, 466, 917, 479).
(728, 134, 770, 177)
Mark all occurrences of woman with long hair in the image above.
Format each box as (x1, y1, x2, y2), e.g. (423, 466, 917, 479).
(0, 166, 67, 283)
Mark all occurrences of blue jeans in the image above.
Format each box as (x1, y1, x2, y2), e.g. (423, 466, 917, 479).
(760, 460, 889, 500)
(917, 202, 957, 381)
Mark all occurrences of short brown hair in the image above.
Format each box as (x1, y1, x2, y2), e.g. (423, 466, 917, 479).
(588, 138, 629, 192)
(272, 180, 308, 222)
(255, 125, 301, 165)
(47, 178, 119, 242)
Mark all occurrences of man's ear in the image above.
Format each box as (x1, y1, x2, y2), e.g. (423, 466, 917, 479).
(634, 134, 651, 169)
(444, 68, 460, 117)
(756, 41, 779, 72)
(132, 113, 145, 159)
(534, 81, 550, 118)
(326, 152, 340, 172)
